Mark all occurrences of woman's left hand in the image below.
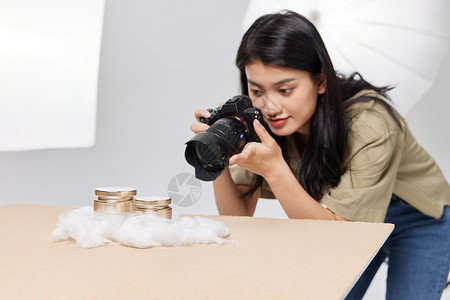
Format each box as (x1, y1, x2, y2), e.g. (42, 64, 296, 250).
(229, 119, 287, 180)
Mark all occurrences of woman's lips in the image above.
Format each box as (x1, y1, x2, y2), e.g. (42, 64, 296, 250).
(268, 117, 289, 128)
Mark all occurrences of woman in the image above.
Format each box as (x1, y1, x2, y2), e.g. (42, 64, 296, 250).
(190, 11, 450, 299)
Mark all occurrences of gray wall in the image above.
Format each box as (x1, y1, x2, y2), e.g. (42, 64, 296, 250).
(0, 0, 449, 219)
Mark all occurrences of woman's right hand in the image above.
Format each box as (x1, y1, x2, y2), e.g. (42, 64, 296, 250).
(190, 109, 211, 134)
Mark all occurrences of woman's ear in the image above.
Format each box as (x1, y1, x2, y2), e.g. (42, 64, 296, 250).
(317, 69, 327, 95)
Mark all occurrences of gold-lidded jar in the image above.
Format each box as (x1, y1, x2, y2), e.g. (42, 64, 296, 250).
(94, 187, 137, 213)
(134, 195, 172, 219)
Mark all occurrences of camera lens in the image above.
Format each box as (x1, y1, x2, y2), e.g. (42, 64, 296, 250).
(185, 116, 247, 181)
(195, 143, 223, 169)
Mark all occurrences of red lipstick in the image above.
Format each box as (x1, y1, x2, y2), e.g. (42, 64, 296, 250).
(268, 117, 289, 128)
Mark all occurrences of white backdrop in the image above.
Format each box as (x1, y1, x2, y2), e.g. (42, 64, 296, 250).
(0, 0, 449, 219)
(0, 0, 104, 151)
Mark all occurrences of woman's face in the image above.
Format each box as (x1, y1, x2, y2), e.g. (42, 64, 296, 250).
(245, 60, 326, 136)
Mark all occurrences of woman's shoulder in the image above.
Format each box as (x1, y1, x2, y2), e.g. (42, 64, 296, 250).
(345, 89, 405, 135)
(342, 90, 408, 175)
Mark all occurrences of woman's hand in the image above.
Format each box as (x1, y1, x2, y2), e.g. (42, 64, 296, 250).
(229, 119, 288, 181)
(190, 102, 226, 133)
(190, 109, 211, 133)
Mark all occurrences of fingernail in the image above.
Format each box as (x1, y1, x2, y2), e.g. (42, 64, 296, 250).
(229, 156, 236, 165)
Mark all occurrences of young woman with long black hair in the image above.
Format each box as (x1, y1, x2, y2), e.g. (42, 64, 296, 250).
(190, 11, 450, 299)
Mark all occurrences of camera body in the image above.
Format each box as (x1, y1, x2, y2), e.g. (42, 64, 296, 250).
(185, 95, 265, 181)
(199, 95, 263, 129)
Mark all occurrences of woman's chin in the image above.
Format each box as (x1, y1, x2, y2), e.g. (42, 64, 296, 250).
(267, 126, 296, 137)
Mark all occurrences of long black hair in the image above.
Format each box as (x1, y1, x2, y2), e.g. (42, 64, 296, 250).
(236, 11, 400, 200)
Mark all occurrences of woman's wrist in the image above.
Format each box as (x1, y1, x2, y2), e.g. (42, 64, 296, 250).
(263, 159, 292, 186)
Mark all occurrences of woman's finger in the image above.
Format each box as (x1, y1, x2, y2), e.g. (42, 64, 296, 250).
(229, 142, 254, 166)
(229, 154, 239, 166)
(253, 119, 275, 146)
(190, 122, 210, 134)
(194, 109, 211, 122)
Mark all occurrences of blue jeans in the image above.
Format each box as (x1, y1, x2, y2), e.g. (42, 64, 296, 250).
(345, 195, 450, 300)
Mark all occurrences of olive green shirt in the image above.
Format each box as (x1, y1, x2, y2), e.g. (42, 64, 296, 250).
(230, 91, 450, 222)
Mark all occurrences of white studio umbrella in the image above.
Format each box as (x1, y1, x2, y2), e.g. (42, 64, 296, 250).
(242, 0, 450, 115)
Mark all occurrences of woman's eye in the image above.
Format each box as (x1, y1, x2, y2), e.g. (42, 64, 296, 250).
(279, 88, 293, 94)
(250, 89, 263, 96)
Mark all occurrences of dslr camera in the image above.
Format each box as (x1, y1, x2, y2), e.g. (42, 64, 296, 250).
(185, 95, 265, 181)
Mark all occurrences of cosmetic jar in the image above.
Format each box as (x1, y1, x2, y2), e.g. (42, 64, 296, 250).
(133, 195, 172, 219)
(94, 187, 137, 213)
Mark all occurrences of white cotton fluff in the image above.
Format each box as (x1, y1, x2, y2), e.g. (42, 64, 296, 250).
(51, 206, 230, 249)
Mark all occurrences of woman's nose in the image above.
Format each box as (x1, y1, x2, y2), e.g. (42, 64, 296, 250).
(261, 95, 282, 117)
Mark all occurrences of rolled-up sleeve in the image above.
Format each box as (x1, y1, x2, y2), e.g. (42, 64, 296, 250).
(229, 165, 276, 198)
(321, 108, 404, 222)
(229, 165, 256, 185)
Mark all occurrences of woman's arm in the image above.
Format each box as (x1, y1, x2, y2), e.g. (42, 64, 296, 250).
(264, 160, 347, 220)
(213, 169, 260, 216)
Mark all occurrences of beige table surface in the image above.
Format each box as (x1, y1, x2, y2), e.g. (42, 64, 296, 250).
(0, 204, 393, 300)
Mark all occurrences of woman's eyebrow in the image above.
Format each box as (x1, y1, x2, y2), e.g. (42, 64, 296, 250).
(247, 79, 262, 88)
(247, 78, 296, 88)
